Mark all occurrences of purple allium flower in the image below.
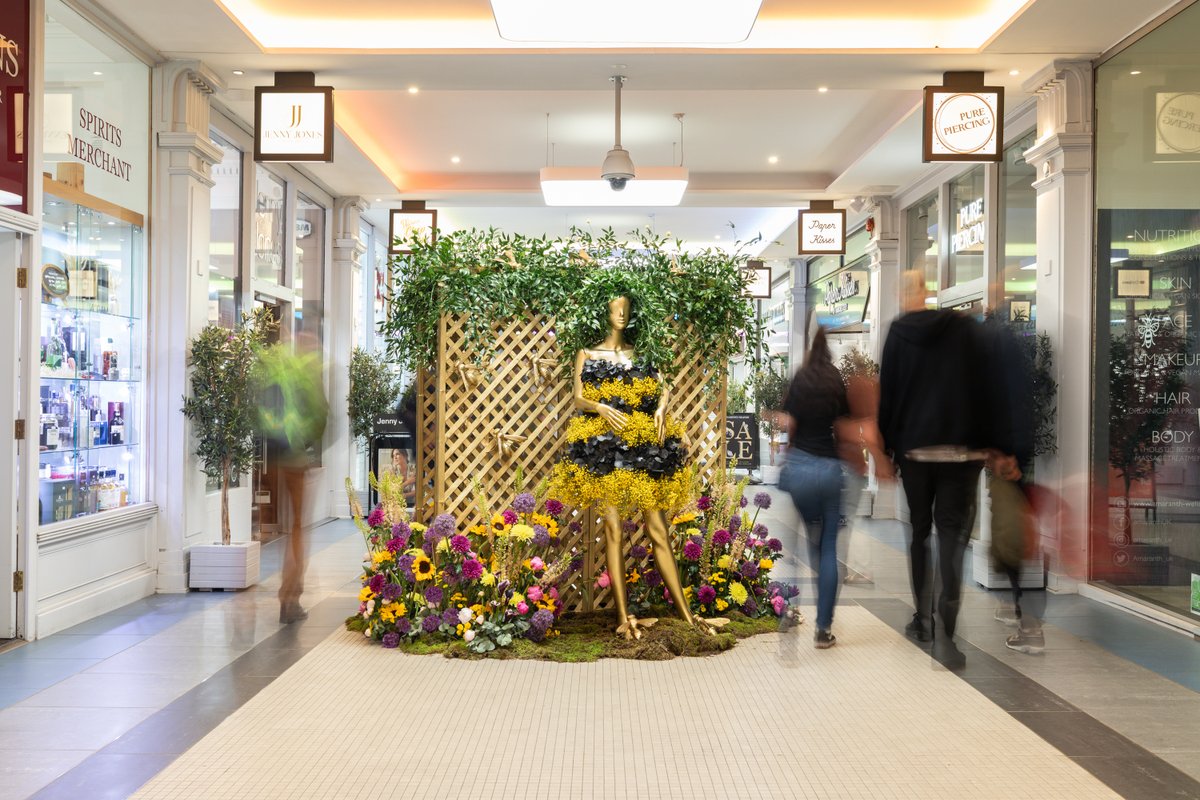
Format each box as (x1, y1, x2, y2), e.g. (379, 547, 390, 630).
(461, 558, 484, 581)
(644, 569, 662, 587)
(753, 492, 772, 510)
(568, 520, 582, 533)
(424, 585, 444, 605)
(771, 595, 787, 616)
(367, 505, 385, 527)
(450, 534, 471, 554)
(397, 554, 416, 581)
(752, 523, 769, 539)
(385, 537, 404, 554)
(697, 585, 717, 605)
(421, 614, 441, 634)
(368, 573, 386, 593)
(742, 598, 759, 616)
(739, 495, 748, 508)
(630, 544, 648, 560)
(526, 608, 555, 642)
(532, 525, 551, 548)
(767, 538, 783, 553)
(396, 617, 412, 635)
(683, 540, 703, 560)
(430, 513, 456, 539)
(621, 519, 638, 534)
(502, 509, 519, 526)
(697, 495, 712, 511)
(712, 528, 732, 546)
(740, 560, 760, 579)
(382, 631, 400, 648)
(441, 608, 459, 626)
(544, 499, 564, 516)
(569, 556, 584, 574)
(729, 514, 741, 532)
(512, 493, 536, 514)
(422, 537, 437, 558)
(382, 583, 403, 602)
(392, 521, 411, 538)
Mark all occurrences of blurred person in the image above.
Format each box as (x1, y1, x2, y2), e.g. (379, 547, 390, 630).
(835, 365, 895, 584)
(879, 272, 990, 670)
(258, 331, 329, 624)
(779, 328, 849, 649)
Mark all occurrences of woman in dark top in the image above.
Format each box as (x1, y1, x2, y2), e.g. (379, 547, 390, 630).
(779, 328, 848, 648)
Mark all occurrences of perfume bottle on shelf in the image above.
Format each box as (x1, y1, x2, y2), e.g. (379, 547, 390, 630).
(107, 401, 125, 446)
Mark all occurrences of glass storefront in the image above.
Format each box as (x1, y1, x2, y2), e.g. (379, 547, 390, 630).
(209, 135, 241, 328)
(948, 166, 985, 288)
(38, 0, 149, 523)
(906, 192, 939, 303)
(1094, 1, 1200, 620)
(1000, 132, 1038, 322)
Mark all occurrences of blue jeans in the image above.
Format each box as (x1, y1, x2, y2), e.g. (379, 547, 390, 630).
(780, 448, 844, 631)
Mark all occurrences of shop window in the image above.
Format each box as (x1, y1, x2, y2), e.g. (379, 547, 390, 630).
(208, 135, 241, 328)
(253, 166, 285, 284)
(906, 192, 939, 300)
(999, 131, 1037, 322)
(293, 193, 325, 343)
(1093, 1, 1200, 620)
(948, 166, 985, 288)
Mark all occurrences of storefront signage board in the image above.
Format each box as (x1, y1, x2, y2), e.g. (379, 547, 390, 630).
(1115, 267, 1152, 298)
(388, 208, 437, 255)
(254, 77, 334, 162)
(743, 262, 771, 298)
(0, 0, 30, 212)
(1154, 91, 1200, 158)
(725, 413, 760, 471)
(811, 266, 869, 331)
(798, 204, 846, 255)
(952, 198, 986, 253)
(923, 72, 1004, 163)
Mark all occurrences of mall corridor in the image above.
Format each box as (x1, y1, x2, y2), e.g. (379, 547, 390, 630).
(1, 490, 1197, 800)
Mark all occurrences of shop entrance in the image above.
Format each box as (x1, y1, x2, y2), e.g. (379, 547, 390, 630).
(0, 227, 27, 640)
(251, 297, 285, 541)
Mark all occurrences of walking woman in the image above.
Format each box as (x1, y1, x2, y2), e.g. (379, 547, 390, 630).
(779, 328, 848, 649)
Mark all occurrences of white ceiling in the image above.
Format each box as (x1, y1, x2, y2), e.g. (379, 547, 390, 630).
(94, 0, 1184, 249)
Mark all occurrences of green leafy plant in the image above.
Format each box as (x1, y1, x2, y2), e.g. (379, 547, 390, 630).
(727, 379, 752, 414)
(182, 308, 277, 545)
(752, 360, 789, 465)
(348, 347, 403, 442)
(379, 226, 768, 392)
(838, 348, 879, 381)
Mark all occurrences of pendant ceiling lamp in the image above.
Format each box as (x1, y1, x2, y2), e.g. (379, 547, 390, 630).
(490, 0, 764, 44)
(541, 76, 688, 207)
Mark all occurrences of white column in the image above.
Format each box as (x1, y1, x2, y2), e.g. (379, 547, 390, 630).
(788, 257, 808, 365)
(327, 197, 367, 517)
(148, 61, 226, 592)
(1022, 60, 1094, 592)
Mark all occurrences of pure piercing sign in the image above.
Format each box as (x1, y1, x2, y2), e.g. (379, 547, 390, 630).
(922, 71, 1004, 163)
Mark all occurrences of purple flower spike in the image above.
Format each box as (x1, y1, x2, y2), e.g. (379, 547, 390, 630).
(430, 513, 456, 538)
(512, 493, 536, 514)
(421, 615, 441, 634)
(424, 585, 443, 605)
(753, 492, 772, 510)
(532, 526, 551, 548)
(752, 523, 769, 539)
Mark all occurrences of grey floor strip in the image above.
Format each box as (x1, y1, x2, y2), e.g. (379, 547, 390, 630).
(856, 596, 1200, 800)
(25, 589, 359, 800)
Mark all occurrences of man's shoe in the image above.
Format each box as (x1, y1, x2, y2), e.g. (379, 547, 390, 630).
(905, 614, 932, 643)
(1005, 628, 1045, 655)
(814, 629, 837, 649)
(994, 605, 1020, 627)
(933, 639, 966, 670)
(279, 603, 308, 624)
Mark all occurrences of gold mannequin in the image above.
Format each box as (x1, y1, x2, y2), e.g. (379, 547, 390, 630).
(572, 296, 701, 638)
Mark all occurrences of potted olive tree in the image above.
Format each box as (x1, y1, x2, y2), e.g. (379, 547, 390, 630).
(182, 308, 276, 589)
(753, 360, 789, 483)
(348, 347, 403, 445)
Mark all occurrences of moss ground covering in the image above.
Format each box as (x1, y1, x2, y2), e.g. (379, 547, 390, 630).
(349, 609, 784, 662)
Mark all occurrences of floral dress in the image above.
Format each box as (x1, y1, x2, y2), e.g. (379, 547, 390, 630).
(548, 358, 690, 513)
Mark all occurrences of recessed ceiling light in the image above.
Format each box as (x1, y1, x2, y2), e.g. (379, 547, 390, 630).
(408, 86, 420, 94)
(375, 198, 382, 202)
(450, 155, 461, 164)
(768, 155, 779, 164)
(714, 234, 721, 240)
(232, 69, 245, 76)
(817, 86, 829, 93)
(1009, 69, 1020, 76)
(1130, 70, 1142, 75)
(92, 71, 102, 76)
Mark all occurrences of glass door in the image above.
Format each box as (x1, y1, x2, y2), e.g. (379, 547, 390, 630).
(251, 297, 285, 540)
(0, 226, 25, 639)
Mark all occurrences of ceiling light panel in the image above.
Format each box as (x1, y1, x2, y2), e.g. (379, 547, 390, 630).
(490, 0, 763, 44)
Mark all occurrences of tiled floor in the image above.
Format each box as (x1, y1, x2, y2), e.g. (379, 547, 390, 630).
(1, 487, 1198, 799)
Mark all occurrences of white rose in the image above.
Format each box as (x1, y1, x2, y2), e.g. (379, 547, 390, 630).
(366, 599, 376, 615)
(458, 607, 473, 624)
(463, 630, 476, 643)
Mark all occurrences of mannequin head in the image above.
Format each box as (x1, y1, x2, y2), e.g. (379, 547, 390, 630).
(607, 296, 631, 332)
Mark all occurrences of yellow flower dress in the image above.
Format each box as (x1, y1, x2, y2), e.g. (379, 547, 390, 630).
(548, 359, 690, 513)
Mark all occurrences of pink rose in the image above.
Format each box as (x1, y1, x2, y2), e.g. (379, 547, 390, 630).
(517, 601, 529, 614)
(530, 557, 545, 571)
(548, 586, 559, 601)
(771, 595, 786, 615)
(527, 586, 544, 603)
(595, 571, 611, 589)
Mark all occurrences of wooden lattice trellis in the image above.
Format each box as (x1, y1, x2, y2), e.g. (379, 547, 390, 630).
(415, 313, 727, 611)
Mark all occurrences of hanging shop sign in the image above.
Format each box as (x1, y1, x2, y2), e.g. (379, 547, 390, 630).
(388, 203, 437, 255)
(810, 266, 869, 331)
(952, 197, 986, 253)
(923, 71, 1004, 163)
(725, 413, 760, 471)
(743, 260, 771, 298)
(0, 0, 30, 211)
(1154, 91, 1200, 157)
(254, 72, 334, 163)
(798, 200, 846, 255)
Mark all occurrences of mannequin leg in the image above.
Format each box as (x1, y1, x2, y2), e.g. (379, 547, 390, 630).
(601, 506, 630, 628)
(644, 509, 696, 626)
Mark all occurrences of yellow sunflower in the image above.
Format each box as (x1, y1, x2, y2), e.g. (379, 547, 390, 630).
(411, 555, 435, 581)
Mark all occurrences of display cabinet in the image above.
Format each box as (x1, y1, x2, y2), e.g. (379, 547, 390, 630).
(38, 178, 145, 524)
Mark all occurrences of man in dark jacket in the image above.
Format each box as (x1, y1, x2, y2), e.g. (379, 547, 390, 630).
(879, 277, 990, 669)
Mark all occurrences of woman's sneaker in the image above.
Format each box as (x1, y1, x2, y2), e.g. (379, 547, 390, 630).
(1005, 627, 1045, 655)
(994, 604, 1020, 627)
(814, 629, 836, 649)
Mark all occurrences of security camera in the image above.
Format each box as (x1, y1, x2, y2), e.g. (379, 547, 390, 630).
(601, 146, 635, 192)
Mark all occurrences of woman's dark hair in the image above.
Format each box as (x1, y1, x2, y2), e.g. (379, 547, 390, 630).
(787, 327, 845, 411)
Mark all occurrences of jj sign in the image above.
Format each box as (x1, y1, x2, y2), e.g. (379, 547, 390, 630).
(255, 72, 334, 163)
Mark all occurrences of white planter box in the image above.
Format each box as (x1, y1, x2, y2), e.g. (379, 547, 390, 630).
(188, 541, 261, 590)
